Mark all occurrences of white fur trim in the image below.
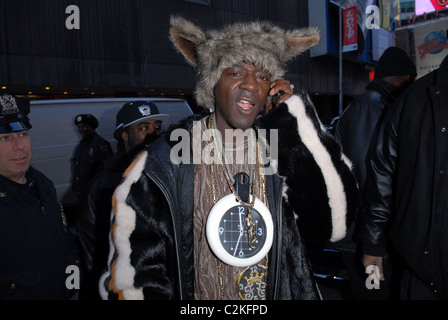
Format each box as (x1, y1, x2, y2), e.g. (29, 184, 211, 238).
(286, 95, 347, 242)
(99, 208, 116, 300)
(341, 153, 353, 169)
(110, 151, 148, 299)
(281, 179, 289, 204)
(99, 269, 110, 300)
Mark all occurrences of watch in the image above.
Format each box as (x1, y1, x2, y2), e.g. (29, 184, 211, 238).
(206, 194, 274, 267)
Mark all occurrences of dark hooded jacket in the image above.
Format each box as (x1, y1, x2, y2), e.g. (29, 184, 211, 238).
(100, 93, 357, 300)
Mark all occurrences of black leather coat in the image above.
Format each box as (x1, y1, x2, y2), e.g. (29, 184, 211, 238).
(359, 56, 448, 299)
(332, 79, 400, 252)
(336, 79, 399, 197)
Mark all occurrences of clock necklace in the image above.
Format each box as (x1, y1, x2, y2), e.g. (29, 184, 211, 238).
(206, 113, 274, 300)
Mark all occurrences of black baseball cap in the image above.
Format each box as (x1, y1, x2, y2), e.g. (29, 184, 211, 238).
(115, 101, 169, 131)
(0, 94, 32, 134)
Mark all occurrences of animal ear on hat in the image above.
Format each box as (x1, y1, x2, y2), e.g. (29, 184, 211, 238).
(169, 16, 207, 67)
(285, 27, 320, 58)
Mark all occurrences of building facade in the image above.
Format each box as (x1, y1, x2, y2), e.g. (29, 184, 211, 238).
(1, 0, 375, 120)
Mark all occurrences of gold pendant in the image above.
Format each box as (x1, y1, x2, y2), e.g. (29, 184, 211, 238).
(236, 264, 266, 300)
(245, 205, 257, 249)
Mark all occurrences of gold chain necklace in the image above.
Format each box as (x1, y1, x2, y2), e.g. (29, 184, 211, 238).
(209, 113, 258, 245)
(208, 113, 268, 300)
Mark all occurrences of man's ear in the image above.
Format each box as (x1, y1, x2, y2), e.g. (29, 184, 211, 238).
(169, 16, 207, 67)
(121, 130, 129, 144)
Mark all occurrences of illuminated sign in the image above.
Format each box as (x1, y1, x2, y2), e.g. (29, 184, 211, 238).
(343, 6, 358, 52)
(414, 18, 448, 77)
(415, 0, 448, 15)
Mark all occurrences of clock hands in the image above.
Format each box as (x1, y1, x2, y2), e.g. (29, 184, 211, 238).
(233, 210, 245, 256)
(233, 206, 257, 257)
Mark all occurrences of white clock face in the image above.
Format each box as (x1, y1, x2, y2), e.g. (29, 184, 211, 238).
(206, 194, 273, 267)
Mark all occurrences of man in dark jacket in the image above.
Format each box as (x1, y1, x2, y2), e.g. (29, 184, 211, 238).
(336, 47, 416, 201)
(100, 17, 357, 300)
(76, 101, 168, 299)
(359, 55, 448, 299)
(72, 114, 112, 199)
(333, 47, 416, 299)
(0, 94, 79, 299)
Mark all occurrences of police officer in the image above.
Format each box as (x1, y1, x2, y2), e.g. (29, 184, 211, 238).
(0, 94, 79, 299)
(72, 114, 112, 199)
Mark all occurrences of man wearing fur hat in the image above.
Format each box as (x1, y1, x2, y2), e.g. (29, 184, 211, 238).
(100, 17, 357, 300)
(0, 94, 78, 299)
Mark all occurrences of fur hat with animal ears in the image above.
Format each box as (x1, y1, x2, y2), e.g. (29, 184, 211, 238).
(169, 16, 320, 111)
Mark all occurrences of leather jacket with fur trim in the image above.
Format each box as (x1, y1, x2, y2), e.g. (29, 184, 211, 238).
(100, 93, 357, 300)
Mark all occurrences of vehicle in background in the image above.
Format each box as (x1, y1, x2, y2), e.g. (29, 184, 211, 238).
(30, 97, 193, 207)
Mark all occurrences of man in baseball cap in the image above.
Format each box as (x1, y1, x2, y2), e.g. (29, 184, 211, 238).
(114, 101, 169, 152)
(76, 100, 168, 299)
